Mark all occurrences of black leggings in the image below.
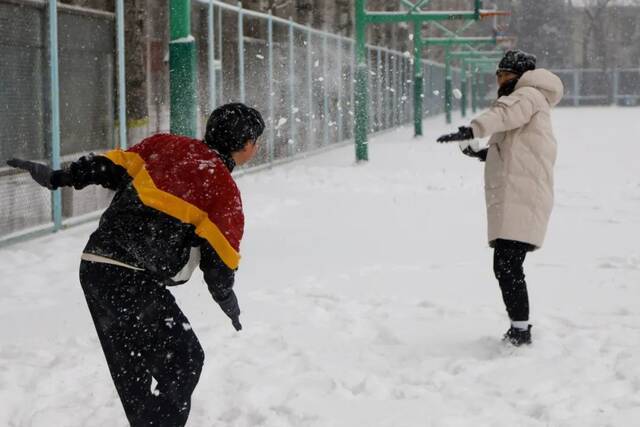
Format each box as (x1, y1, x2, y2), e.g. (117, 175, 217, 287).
(79, 261, 204, 427)
(493, 239, 534, 322)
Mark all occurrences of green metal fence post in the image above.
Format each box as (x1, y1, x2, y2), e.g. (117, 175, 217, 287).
(170, 0, 197, 137)
(354, 0, 368, 161)
(48, 0, 62, 230)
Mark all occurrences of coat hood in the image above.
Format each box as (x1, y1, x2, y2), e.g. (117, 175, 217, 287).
(515, 69, 564, 107)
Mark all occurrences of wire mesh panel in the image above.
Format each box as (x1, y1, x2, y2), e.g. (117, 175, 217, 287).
(0, 1, 47, 163)
(0, 1, 50, 237)
(617, 69, 640, 106)
(58, 7, 116, 218)
(580, 70, 613, 105)
(554, 70, 578, 106)
(0, 1, 117, 240)
(425, 62, 445, 116)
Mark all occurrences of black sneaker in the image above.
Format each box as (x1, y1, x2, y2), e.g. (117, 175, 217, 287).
(502, 325, 532, 346)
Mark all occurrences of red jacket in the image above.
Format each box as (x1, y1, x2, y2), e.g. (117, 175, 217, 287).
(104, 134, 244, 269)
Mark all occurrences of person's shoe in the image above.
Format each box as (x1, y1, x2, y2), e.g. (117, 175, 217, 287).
(502, 325, 532, 346)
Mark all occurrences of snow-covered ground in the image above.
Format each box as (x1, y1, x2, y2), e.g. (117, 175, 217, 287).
(1, 107, 639, 426)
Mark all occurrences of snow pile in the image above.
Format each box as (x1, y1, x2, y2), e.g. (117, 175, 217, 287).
(1, 107, 639, 426)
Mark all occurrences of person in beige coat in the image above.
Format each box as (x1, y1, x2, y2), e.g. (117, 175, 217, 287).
(437, 50, 564, 346)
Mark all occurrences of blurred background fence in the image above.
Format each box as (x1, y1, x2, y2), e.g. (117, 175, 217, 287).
(1, 0, 639, 244)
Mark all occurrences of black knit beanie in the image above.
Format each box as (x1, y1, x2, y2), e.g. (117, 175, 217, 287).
(204, 103, 265, 155)
(497, 50, 536, 76)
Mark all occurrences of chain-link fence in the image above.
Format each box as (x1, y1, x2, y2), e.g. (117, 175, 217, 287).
(0, 0, 116, 241)
(190, 0, 453, 169)
(1, 0, 451, 244)
(4, 0, 636, 244)
(474, 67, 640, 109)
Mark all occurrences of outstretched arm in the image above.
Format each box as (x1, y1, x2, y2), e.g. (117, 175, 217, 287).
(6, 154, 129, 191)
(199, 241, 242, 331)
(470, 88, 540, 138)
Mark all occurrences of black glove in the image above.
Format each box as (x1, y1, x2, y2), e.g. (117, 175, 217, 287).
(6, 158, 54, 189)
(436, 126, 474, 143)
(461, 146, 488, 162)
(217, 291, 242, 331)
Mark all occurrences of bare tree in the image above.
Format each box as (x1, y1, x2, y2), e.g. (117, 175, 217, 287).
(580, 0, 612, 69)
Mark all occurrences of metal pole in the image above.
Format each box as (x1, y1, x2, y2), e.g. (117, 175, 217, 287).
(217, 6, 223, 104)
(48, 0, 62, 230)
(398, 56, 403, 124)
(573, 69, 580, 107)
(376, 48, 382, 131)
(612, 69, 619, 105)
(207, 0, 216, 111)
(116, 0, 127, 149)
(367, 47, 372, 130)
(402, 57, 406, 123)
(350, 39, 355, 138)
(267, 11, 274, 163)
(461, 63, 467, 118)
(288, 18, 296, 153)
(393, 54, 398, 125)
(170, 0, 197, 137)
(322, 33, 329, 146)
(354, 0, 368, 161)
(423, 61, 427, 118)
(445, 47, 452, 124)
(238, 2, 245, 103)
(404, 57, 409, 123)
(337, 38, 343, 142)
(307, 27, 314, 147)
(385, 50, 390, 129)
(471, 67, 478, 114)
(413, 23, 423, 136)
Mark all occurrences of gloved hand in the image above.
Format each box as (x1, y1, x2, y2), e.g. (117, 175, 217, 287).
(217, 291, 242, 331)
(458, 140, 488, 162)
(6, 158, 54, 189)
(436, 126, 474, 143)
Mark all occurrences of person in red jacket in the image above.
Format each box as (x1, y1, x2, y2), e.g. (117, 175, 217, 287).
(6, 103, 264, 426)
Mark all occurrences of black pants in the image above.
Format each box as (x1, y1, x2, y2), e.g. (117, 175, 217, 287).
(493, 239, 534, 322)
(79, 261, 204, 427)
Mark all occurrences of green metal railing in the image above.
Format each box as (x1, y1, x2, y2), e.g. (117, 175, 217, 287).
(193, 0, 459, 166)
(353, 0, 511, 160)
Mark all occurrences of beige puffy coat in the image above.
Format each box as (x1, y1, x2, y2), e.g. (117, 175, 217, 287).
(470, 69, 564, 249)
